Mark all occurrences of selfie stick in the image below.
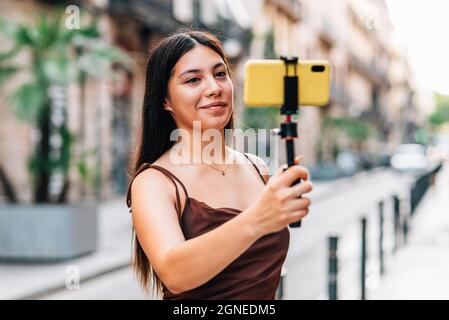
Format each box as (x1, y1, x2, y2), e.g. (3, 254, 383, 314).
(279, 56, 302, 228)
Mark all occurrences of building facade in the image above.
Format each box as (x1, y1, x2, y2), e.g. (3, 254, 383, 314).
(0, 0, 430, 202)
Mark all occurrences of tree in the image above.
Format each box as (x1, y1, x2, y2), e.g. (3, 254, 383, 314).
(323, 116, 375, 155)
(0, 9, 132, 203)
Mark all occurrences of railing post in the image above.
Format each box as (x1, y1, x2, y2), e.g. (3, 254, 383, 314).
(378, 201, 385, 276)
(276, 266, 287, 300)
(410, 182, 416, 216)
(392, 195, 401, 253)
(328, 236, 338, 300)
(403, 197, 409, 245)
(361, 217, 367, 300)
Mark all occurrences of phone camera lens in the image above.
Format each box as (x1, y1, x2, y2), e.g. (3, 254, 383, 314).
(311, 65, 325, 72)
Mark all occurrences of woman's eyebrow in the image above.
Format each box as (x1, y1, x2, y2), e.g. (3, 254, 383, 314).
(178, 62, 225, 78)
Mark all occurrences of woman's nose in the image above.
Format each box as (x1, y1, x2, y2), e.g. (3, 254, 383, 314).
(204, 77, 222, 97)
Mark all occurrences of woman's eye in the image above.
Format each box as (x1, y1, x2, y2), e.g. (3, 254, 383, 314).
(216, 71, 227, 77)
(186, 77, 200, 84)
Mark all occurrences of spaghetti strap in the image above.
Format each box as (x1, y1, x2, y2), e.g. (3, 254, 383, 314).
(242, 153, 267, 185)
(148, 165, 189, 199)
(126, 163, 189, 219)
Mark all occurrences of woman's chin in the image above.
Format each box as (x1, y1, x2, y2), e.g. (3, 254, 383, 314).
(200, 118, 230, 130)
(198, 113, 232, 130)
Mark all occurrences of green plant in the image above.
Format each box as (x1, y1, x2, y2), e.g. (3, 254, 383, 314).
(427, 94, 449, 128)
(263, 28, 277, 59)
(324, 116, 374, 142)
(0, 9, 132, 203)
(241, 106, 280, 130)
(322, 116, 375, 155)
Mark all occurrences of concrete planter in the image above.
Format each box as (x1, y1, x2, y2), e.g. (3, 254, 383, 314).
(0, 204, 97, 262)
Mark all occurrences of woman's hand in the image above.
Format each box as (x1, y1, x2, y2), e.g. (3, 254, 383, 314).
(246, 156, 313, 237)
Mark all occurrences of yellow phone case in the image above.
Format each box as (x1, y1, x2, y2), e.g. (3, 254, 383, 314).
(244, 59, 330, 107)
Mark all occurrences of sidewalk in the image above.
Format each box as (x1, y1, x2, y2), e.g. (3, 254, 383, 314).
(370, 163, 449, 299)
(0, 168, 387, 300)
(311, 167, 386, 202)
(0, 199, 139, 300)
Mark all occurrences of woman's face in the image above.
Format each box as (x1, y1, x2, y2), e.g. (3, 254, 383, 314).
(164, 45, 234, 131)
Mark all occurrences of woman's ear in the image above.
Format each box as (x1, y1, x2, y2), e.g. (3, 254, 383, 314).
(163, 98, 174, 113)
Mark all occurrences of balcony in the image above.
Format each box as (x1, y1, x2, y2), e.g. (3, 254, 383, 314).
(319, 19, 337, 46)
(349, 53, 389, 87)
(359, 105, 381, 121)
(108, 0, 180, 32)
(267, 0, 302, 22)
(330, 84, 352, 105)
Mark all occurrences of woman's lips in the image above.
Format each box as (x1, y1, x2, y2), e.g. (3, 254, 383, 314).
(199, 102, 227, 114)
(200, 105, 227, 114)
(203, 105, 225, 110)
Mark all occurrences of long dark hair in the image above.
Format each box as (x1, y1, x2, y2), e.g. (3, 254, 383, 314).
(127, 30, 235, 297)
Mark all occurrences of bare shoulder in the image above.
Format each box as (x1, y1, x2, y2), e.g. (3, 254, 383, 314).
(132, 152, 177, 190)
(131, 165, 176, 209)
(239, 151, 270, 183)
(132, 165, 167, 186)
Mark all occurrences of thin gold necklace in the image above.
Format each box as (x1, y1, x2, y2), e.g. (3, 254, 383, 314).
(203, 162, 232, 175)
(202, 151, 233, 175)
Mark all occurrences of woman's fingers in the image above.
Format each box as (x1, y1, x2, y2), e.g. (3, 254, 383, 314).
(294, 155, 304, 165)
(270, 163, 288, 181)
(279, 181, 313, 200)
(275, 165, 309, 188)
(269, 155, 310, 189)
(286, 208, 309, 224)
(283, 197, 311, 212)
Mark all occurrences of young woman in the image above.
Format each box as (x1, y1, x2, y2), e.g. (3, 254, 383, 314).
(126, 30, 312, 300)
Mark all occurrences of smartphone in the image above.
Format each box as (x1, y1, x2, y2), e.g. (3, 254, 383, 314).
(244, 59, 330, 107)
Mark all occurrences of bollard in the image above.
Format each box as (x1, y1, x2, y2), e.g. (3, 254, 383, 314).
(402, 197, 409, 245)
(410, 183, 416, 216)
(378, 201, 385, 276)
(276, 266, 287, 300)
(403, 213, 409, 245)
(392, 195, 401, 253)
(328, 236, 338, 300)
(361, 217, 367, 300)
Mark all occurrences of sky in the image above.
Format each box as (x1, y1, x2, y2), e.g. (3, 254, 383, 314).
(386, 0, 449, 95)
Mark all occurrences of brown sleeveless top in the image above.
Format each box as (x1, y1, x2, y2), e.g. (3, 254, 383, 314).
(126, 153, 290, 300)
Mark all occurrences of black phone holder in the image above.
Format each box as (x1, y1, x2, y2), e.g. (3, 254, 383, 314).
(279, 56, 302, 228)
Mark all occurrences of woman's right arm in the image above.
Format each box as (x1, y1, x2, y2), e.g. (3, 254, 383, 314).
(131, 160, 312, 295)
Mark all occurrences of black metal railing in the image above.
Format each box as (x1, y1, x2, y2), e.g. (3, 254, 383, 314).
(276, 161, 443, 300)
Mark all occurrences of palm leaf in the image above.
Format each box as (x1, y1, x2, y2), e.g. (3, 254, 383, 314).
(0, 45, 22, 62)
(0, 65, 20, 86)
(42, 55, 77, 85)
(0, 18, 21, 40)
(8, 82, 47, 122)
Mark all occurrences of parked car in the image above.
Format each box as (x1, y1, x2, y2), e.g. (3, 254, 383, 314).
(336, 151, 360, 176)
(433, 134, 449, 160)
(360, 152, 392, 169)
(308, 162, 344, 181)
(390, 144, 429, 175)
